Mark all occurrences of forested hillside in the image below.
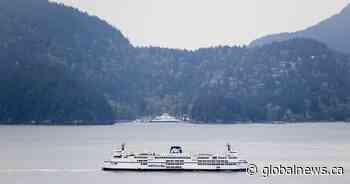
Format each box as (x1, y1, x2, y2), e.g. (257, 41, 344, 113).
(0, 0, 131, 123)
(191, 40, 350, 122)
(1, 0, 350, 124)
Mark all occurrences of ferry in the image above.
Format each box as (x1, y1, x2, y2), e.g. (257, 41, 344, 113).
(102, 144, 248, 171)
(149, 113, 182, 123)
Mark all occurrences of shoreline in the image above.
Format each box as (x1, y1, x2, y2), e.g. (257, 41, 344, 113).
(0, 121, 349, 126)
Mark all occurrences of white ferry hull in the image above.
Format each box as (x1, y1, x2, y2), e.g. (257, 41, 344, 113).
(149, 120, 181, 123)
(102, 162, 248, 172)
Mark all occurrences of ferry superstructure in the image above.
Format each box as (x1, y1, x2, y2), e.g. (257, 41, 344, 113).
(102, 144, 248, 171)
(149, 113, 181, 123)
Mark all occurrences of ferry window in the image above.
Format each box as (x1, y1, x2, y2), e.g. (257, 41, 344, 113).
(198, 157, 209, 159)
(135, 157, 148, 159)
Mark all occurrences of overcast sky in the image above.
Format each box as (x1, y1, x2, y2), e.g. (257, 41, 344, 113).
(51, 0, 349, 49)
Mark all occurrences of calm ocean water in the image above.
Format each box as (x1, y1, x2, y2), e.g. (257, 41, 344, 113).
(0, 123, 349, 184)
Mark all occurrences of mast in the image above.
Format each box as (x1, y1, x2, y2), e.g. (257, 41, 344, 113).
(121, 143, 126, 151)
(226, 143, 232, 152)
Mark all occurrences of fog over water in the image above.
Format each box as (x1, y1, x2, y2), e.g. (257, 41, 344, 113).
(1, 123, 349, 184)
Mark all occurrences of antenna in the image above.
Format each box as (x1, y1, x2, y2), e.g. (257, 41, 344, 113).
(121, 143, 126, 151)
(226, 143, 232, 152)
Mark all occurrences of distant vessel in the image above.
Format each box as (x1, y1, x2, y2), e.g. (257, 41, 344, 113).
(102, 144, 248, 171)
(150, 113, 182, 123)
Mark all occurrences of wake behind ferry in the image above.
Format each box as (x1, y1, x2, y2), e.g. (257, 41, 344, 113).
(102, 144, 248, 171)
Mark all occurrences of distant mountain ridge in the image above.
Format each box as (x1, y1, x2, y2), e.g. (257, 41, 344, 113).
(250, 4, 350, 54)
(1, 0, 350, 124)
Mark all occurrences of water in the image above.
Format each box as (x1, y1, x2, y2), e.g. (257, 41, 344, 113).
(0, 123, 349, 184)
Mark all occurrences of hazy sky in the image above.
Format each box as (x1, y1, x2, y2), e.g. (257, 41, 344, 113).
(52, 0, 349, 49)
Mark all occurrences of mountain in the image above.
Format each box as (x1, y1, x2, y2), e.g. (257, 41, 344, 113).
(0, 0, 132, 123)
(250, 4, 350, 54)
(1, 0, 350, 124)
(191, 39, 350, 122)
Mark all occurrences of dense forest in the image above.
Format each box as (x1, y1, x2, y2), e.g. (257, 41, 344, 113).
(1, 0, 350, 124)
